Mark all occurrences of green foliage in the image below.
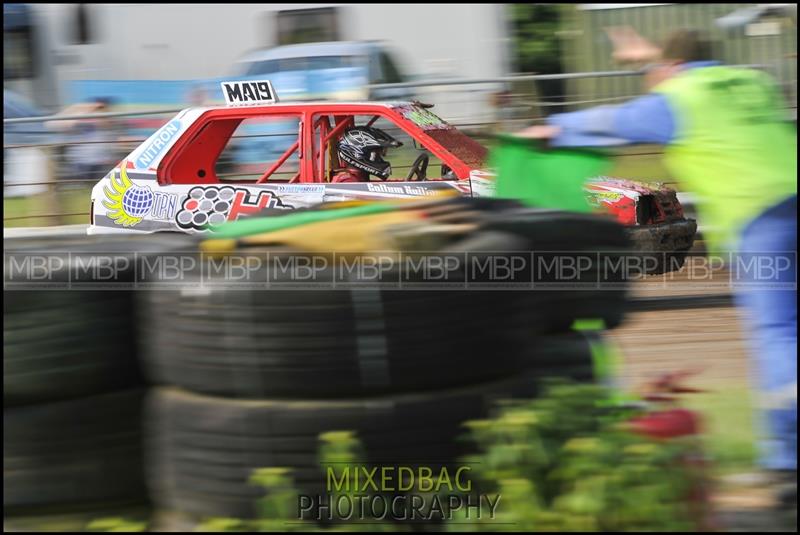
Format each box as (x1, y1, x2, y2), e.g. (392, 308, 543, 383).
(510, 4, 564, 75)
(86, 517, 148, 532)
(449, 380, 700, 531)
(318, 431, 398, 532)
(195, 431, 399, 532)
(149, 382, 703, 532)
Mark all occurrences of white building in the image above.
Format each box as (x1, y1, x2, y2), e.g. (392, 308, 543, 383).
(6, 3, 514, 112)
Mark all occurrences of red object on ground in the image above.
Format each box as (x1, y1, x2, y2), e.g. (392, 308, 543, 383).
(628, 408, 702, 439)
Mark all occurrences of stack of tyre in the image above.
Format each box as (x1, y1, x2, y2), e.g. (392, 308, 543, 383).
(3, 232, 190, 526)
(3, 235, 147, 519)
(140, 205, 632, 521)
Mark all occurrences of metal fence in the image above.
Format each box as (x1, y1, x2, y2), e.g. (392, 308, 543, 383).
(563, 3, 798, 112)
(4, 67, 796, 226)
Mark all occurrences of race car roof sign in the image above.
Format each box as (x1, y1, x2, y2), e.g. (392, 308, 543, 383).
(220, 80, 278, 106)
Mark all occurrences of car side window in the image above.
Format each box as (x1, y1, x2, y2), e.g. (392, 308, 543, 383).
(377, 51, 403, 84)
(370, 117, 443, 179)
(312, 112, 443, 182)
(215, 115, 301, 183)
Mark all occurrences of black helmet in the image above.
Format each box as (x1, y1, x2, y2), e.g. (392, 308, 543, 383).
(337, 126, 403, 180)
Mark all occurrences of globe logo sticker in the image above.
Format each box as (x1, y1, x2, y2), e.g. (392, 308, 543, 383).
(122, 187, 155, 218)
(102, 163, 154, 227)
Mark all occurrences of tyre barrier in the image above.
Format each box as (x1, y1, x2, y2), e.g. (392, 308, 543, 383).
(139, 211, 630, 399)
(3, 206, 630, 523)
(4, 291, 140, 406)
(3, 389, 147, 514)
(475, 209, 631, 330)
(3, 234, 191, 515)
(140, 284, 601, 399)
(3, 233, 194, 406)
(136, 209, 626, 521)
(145, 341, 593, 519)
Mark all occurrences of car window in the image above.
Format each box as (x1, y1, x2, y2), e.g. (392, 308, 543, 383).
(3, 90, 43, 118)
(377, 51, 403, 84)
(395, 104, 488, 168)
(312, 113, 444, 182)
(275, 7, 340, 45)
(215, 115, 301, 183)
(245, 55, 363, 76)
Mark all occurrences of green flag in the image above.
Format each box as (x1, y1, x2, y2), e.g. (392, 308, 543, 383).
(490, 134, 611, 213)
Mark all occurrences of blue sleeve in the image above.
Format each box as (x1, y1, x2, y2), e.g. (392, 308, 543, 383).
(546, 93, 677, 147)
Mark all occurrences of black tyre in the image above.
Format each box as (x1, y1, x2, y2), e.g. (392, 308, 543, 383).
(145, 359, 593, 519)
(138, 233, 536, 399)
(3, 389, 148, 513)
(4, 290, 141, 406)
(3, 234, 191, 406)
(139, 284, 536, 398)
(477, 210, 631, 331)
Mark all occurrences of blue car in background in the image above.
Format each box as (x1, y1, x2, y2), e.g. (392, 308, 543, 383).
(233, 41, 411, 101)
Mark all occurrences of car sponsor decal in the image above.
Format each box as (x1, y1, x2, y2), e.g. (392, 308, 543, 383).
(134, 119, 182, 169)
(585, 190, 624, 206)
(364, 183, 444, 196)
(396, 106, 451, 130)
(323, 182, 461, 201)
(175, 186, 292, 231)
(102, 164, 155, 227)
(150, 191, 180, 220)
(101, 164, 180, 227)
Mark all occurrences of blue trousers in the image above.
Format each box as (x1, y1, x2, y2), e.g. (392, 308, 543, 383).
(735, 195, 797, 471)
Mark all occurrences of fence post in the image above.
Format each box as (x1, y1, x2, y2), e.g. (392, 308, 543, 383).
(44, 146, 64, 226)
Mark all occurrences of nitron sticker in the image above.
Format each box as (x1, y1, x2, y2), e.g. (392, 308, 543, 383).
(135, 119, 182, 169)
(175, 186, 292, 231)
(102, 164, 154, 227)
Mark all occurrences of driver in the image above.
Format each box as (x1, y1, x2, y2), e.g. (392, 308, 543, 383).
(333, 126, 403, 182)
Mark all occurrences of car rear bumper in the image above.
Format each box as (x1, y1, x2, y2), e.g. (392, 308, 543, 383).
(624, 219, 698, 274)
(625, 219, 698, 253)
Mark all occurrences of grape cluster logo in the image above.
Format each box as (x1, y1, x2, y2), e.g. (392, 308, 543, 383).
(103, 163, 154, 227)
(176, 186, 291, 231)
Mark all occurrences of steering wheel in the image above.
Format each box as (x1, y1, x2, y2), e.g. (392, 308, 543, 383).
(405, 153, 429, 181)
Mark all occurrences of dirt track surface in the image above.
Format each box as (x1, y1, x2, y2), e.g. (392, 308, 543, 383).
(609, 306, 752, 388)
(612, 261, 753, 388)
(611, 268, 796, 532)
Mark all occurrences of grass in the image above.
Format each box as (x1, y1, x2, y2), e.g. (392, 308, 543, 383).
(683, 386, 759, 474)
(4, 186, 93, 228)
(607, 150, 674, 185)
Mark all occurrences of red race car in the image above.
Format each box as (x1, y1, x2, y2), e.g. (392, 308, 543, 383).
(89, 80, 696, 272)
